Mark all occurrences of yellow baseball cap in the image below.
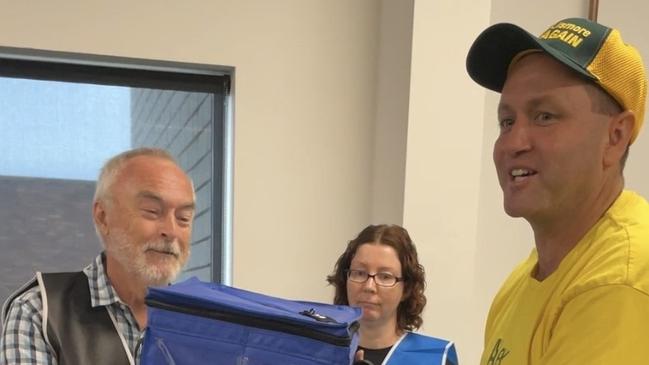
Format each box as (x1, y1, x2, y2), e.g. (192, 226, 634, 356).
(466, 17, 647, 144)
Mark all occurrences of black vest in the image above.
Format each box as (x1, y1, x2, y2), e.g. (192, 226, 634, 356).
(3, 272, 132, 365)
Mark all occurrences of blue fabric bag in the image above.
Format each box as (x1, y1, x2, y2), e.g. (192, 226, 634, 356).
(140, 277, 362, 365)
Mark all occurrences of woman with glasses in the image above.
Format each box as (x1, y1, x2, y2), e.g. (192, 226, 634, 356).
(327, 224, 458, 365)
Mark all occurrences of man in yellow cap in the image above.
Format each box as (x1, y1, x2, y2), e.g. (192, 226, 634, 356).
(467, 17, 649, 364)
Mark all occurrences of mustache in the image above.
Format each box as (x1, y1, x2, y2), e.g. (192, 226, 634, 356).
(143, 240, 182, 257)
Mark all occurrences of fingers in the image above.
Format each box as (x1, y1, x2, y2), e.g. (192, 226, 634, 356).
(355, 349, 364, 361)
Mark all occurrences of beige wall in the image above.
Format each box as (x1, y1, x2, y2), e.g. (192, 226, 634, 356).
(370, 0, 414, 225)
(2, 0, 649, 364)
(403, 1, 490, 363)
(0, 0, 416, 311)
(0, 0, 386, 301)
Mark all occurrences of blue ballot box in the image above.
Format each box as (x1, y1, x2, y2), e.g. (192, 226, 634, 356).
(140, 277, 362, 365)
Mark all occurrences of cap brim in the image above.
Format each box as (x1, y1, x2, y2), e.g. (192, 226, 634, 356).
(466, 23, 595, 92)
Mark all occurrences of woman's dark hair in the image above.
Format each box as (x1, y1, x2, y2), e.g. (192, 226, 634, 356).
(326, 224, 426, 331)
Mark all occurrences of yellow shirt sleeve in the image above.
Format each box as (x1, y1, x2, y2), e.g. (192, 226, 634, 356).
(539, 284, 649, 365)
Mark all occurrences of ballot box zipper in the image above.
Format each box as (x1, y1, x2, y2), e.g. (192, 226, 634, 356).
(146, 299, 358, 347)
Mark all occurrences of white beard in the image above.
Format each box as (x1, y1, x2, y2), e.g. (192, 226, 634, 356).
(106, 228, 189, 287)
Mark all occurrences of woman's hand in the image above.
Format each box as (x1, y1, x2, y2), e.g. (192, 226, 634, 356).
(353, 349, 374, 365)
(355, 349, 364, 362)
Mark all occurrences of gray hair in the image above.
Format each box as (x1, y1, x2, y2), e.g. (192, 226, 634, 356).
(93, 147, 178, 204)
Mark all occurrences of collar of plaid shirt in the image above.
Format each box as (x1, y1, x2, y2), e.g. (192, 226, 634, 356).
(84, 252, 124, 308)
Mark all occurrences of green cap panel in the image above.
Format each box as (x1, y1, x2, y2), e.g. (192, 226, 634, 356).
(538, 18, 611, 69)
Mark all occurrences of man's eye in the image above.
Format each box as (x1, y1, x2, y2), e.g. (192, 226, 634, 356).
(498, 118, 514, 129)
(177, 216, 193, 225)
(535, 112, 555, 123)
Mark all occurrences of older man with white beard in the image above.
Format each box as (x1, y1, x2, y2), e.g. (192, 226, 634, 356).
(1, 148, 195, 365)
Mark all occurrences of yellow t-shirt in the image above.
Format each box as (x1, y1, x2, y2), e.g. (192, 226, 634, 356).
(480, 190, 649, 365)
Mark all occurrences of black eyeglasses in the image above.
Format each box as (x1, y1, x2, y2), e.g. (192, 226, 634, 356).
(346, 269, 403, 287)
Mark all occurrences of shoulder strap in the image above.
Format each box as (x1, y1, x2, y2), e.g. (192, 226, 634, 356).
(40, 271, 132, 365)
(1, 275, 38, 326)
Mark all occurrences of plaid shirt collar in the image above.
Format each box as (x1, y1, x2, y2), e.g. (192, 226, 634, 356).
(82, 252, 122, 308)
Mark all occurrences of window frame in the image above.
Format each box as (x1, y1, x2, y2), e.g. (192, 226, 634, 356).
(0, 46, 233, 284)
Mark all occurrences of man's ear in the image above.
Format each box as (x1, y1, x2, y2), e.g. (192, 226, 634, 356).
(93, 200, 109, 237)
(603, 110, 635, 168)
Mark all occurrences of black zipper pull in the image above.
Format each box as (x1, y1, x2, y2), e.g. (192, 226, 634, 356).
(299, 308, 339, 323)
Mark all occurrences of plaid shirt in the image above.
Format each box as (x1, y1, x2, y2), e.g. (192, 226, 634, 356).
(0, 253, 142, 364)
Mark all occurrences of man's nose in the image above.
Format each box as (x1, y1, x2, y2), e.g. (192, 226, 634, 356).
(499, 120, 533, 156)
(159, 213, 178, 240)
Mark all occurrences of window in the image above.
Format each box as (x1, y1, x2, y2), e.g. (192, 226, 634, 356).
(0, 48, 232, 308)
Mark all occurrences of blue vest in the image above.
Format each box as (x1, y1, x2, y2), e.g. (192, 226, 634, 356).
(385, 332, 458, 365)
